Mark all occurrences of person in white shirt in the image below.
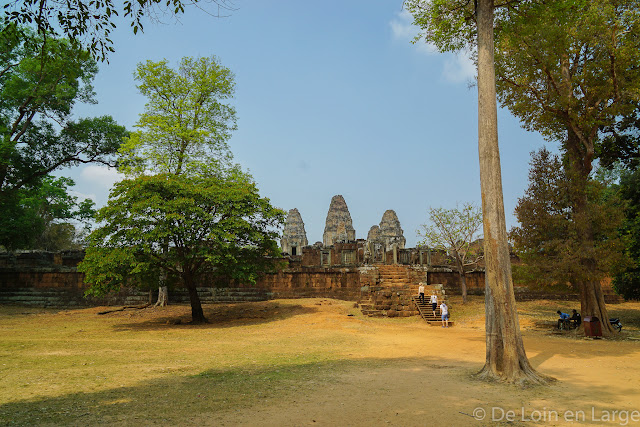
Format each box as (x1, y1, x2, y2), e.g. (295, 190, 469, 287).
(418, 282, 425, 303)
(430, 293, 438, 317)
(440, 302, 449, 327)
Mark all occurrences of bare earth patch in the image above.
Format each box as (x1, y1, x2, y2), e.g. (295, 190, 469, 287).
(1, 296, 639, 426)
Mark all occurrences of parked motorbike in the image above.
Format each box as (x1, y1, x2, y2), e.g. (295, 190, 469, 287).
(609, 318, 623, 332)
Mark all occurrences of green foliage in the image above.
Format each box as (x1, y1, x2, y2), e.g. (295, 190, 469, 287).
(0, 24, 127, 193)
(3, 0, 235, 61)
(0, 175, 96, 250)
(118, 56, 237, 177)
(599, 108, 640, 170)
(417, 202, 483, 269)
(510, 148, 628, 288)
(0, 24, 127, 249)
(613, 167, 640, 299)
(492, 0, 640, 147)
(79, 172, 285, 297)
(406, 0, 476, 54)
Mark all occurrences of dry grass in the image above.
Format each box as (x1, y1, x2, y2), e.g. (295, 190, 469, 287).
(1, 297, 639, 425)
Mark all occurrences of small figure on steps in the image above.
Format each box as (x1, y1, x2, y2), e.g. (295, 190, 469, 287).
(440, 301, 449, 327)
(418, 282, 425, 303)
(430, 292, 438, 318)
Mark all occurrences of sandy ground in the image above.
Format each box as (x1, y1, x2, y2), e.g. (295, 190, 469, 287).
(2, 298, 640, 426)
(198, 300, 640, 427)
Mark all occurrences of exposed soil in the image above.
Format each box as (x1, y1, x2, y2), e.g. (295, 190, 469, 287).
(2, 298, 640, 426)
(104, 299, 640, 426)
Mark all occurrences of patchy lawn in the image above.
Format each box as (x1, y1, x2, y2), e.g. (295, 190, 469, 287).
(1, 297, 639, 426)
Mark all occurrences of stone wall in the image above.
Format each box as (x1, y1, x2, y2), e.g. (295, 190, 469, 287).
(0, 250, 624, 307)
(252, 267, 362, 300)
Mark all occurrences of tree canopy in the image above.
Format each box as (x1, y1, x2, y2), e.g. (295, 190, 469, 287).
(0, 24, 127, 249)
(118, 56, 236, 177)
(417, 203, 483, 302)
(510, 148, 628, 289)
(79, 172, 285, 323)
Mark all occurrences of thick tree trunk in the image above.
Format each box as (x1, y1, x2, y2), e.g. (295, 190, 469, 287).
(565, 129, 615, 336)
(475, 0, 551, 385)
(184, 275, 207, 323)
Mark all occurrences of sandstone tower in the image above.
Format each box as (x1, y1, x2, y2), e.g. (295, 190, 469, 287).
(281, 208, 308, 256)
(378, 209, 406, 249)
(364, 210, 405, 263)
(323, 195, 356, 246)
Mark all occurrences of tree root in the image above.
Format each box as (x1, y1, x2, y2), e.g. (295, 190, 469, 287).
(474, 364, 556, 387)
(98, 303, 151, 315)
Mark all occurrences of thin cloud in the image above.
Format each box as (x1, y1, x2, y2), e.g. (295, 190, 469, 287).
(443, 51, 476, 83)
(79, 165, 124, 196)
(390, 9, 476, 83)
(390, 9, 438, 54)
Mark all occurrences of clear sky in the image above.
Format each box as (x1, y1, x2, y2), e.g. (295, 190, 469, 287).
(62, 0, 547, 247)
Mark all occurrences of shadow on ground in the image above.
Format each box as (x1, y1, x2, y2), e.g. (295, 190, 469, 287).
(0, 354, 634, 426)
(108, 301, 320, 332)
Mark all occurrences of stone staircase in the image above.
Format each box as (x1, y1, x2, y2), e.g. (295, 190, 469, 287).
(413, 295, 454, 326)
(377, 264, 410, 287)
(359, 265, 420, 317)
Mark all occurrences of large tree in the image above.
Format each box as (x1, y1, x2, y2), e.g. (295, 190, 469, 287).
(79, 173, 285, 323)
(408, 0, 550, 384)
(408, 0, 640, 336)
(417, 203, 483, 303)
(491, 0, 640, 334)
(0, 24, 127, 249)
(118, 55, 238, 305)
(1, 25, 126, 193)
(3, 0, 236, 61)
(511, 148, 628, 294)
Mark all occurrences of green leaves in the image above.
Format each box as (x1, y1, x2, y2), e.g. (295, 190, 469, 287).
(510, 148, 628, 288)
(119, 56, 237, 177)
(81, 173, 285, 295)
(417, 202, 483, 266)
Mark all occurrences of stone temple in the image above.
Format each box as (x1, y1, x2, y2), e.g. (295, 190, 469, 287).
(364, 210, 406, 263)
(322, 195, 356, 246)
(280, 208, 308, 256)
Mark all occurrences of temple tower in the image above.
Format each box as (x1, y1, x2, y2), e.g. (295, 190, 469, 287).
(323, 195, 356, 246)
(280, 208, 308, 256)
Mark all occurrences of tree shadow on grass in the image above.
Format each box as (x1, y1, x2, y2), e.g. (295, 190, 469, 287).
(0, 355, 636, 426)
(109, 301, 320, 332)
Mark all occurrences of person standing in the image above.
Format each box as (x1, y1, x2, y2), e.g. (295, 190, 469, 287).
(440, 301, 449, 327)
(430, 292, 438, 318)
(418, 282, 425, 303)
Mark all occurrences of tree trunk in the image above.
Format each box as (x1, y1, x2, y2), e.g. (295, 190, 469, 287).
(474, 0, 551, 385)
(155, 286, 168, 307)
(184, 274, 207, 324)
(154, 271, 168, 307)
(564, 129, 615, 335)
(457, 259, 468, 303)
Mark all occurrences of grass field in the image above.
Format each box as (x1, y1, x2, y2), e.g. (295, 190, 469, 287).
(1, 296, 639, 426)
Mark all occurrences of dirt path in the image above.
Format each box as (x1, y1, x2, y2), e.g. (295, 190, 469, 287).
(202, 301, 640, 427)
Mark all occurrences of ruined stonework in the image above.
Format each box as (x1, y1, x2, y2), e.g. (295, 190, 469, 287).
(379, 210, 406, 249)
(323, 195, 356, 246)
(280, 208, 308, 256)
(364, 210, 406, 263)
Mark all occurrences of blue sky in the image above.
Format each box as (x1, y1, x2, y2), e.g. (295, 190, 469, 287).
(62, 0, 546, 247)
